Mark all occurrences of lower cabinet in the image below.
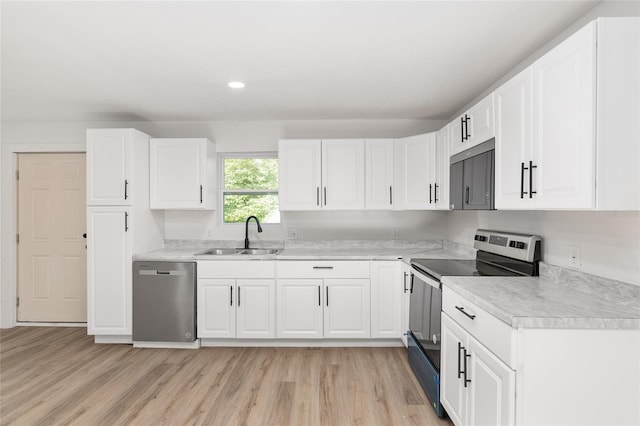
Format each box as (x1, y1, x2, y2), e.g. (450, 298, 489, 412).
(197, 261, 276, 339)
(399, 262, 411, 347)
(441, 313, 515, 426)
(276, 277, 371, 339)
(370, 261, 402, 339)
(276, 261, 372, 339)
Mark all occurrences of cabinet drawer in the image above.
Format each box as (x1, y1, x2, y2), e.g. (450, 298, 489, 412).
(197, 261, 275, 279)
(277, 261, 370, 278)
(442, 286, 516, 368)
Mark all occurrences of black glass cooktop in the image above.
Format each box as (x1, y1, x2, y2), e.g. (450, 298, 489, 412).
(411, 258, 524, 281)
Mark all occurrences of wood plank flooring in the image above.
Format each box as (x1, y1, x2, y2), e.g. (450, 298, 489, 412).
(0, 327, 451, 426)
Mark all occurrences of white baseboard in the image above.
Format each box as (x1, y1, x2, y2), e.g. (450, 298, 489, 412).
(16, 322, 87, 327)
(94, 335, 133, 344)
(199, 338, 404, 348)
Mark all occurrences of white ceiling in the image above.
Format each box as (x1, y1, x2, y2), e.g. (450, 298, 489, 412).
(1, 1, 599, 122)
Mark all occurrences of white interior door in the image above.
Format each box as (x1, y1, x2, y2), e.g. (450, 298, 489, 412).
(18, 153, 87, 322)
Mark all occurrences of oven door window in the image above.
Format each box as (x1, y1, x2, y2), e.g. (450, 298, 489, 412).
(409, 272, 442, 370)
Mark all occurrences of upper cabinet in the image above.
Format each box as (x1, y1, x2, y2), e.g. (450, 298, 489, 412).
(365, 139, 395, 210)
(87, 128, 135, 205)
(396, 132, 448, 210)
(149, 138, 217, 210)
(495, 18, 639, 210)
(279, 139, 364, 210)
(449, 93, 495, 157)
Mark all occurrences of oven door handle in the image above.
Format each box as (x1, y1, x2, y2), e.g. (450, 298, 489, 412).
(409, 266, 441, 290)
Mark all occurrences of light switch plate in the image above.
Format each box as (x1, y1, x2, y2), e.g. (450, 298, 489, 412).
(287, 229, 298, 239)
(569, 245, 581, 267)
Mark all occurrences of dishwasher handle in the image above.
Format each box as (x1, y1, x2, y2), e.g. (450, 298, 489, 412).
(138, 270, 188, 276)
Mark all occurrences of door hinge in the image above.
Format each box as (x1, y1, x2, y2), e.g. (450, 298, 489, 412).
(16, 297, 19, 307)
(16, 170, 19, 180)
(16, 234, 19, 244)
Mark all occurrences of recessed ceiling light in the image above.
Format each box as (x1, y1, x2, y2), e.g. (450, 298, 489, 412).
(228, 81, 245, 89)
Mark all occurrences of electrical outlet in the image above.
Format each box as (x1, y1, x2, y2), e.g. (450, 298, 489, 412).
(391, 228, 399, 240)
(569, 245, 581, 267)
(287, 229, 298, 240)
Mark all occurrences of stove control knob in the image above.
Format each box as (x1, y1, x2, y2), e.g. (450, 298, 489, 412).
(516, 241, 526, 249)
(475, 235, 487, 242)
(509, 240, 516, 248)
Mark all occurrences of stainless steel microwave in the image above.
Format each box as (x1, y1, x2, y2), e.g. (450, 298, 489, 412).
(449, 139, 495, 210)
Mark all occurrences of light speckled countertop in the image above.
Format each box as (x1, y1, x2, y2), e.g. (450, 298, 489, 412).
(442, 263, 640, 329)
(134, 239, 477, 262)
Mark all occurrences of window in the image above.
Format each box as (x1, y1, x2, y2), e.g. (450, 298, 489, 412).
(220, 154, 280, 224)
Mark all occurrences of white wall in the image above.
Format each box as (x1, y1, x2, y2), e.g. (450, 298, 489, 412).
(448, 211, 640, 286)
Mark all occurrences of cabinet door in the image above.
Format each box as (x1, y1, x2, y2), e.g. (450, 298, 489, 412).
(495, 69, 533, 209)
(365, 139, 394, 210)
(400, 263, 411, 347)
(398, 133, 434, 209)
(87, 207, 132, 335)
(324, 279, 370, 338)
(467, 336, 516, 426)
(277, 279, 323, 339)
(532, 22, 596, 209)
(197, 279, 235, 338)
(278, 140, 322, 210)
(236, 279, 275, 339)
(86, 129, 132, 205)
(150, 138, 211, 210)
(449, 115, 466, 156)
(322, 140, 365, 210)
(440, 314, 468, 426)
(370, 262, 401, 339)
(467, 93, 495, 147)
(463, 151, 494, 210)
(434, 126, 450, 210)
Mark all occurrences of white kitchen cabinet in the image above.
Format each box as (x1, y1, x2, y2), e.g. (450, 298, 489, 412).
(370, 261, 401, 339)
(400, 262, 411, 347)
(236, 279, 276, 338)
(278, 139, 364, 210)
(449, 93, 495, 157)
(277, 261, 371, 339)
(87, 128, 134, 205)
(197, 261, 276, 339)
(396, 133, 435, 209)
(433, 126, 450, 210)
(442, 284, 639, 426)
(495, 68, 533, 209)
(441, 313, 515, 426)
(322, 140, 365, 210)
(324, 279, 370, 338)
(495, 18, 640, 210)
(86, 129, 163, 341)
(277, 279, 324, 338)
(87, 207, 132, 335)
(149, 138, 217, 210)
(198, 278, 235, 338)
(365, 139, 395, 210)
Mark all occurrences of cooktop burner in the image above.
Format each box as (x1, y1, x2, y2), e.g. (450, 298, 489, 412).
(411, 258, 524, 280)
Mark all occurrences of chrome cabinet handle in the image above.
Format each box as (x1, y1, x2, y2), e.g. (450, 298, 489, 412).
(389, 186, 393, 205)
(237, 286, 241, 307)
(434, 183, 438, 203)
(313, 266, 334, 269)
(457, 341, 463, 379)
(318, 286, 321, 306)
(455, 305, 476, 320)
(316, 187, 320, 206)
(230, 285, 233, 306)
(124, 212, 129, 232)
(200, 185, 203, 203)
(429, 184, 433, 204)
(403, 272, 408, 293)
(124, 180, 129, 200)
(324, 187, 327, 206)
(326, 286, 329, 306)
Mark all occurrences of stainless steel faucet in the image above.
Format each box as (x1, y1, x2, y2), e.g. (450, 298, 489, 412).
(244, 216, 263, 249)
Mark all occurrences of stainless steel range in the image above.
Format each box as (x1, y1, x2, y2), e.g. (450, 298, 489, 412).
(407, 229, 541, 417)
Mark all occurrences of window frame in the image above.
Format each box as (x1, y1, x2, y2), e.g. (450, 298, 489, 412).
(218, 152, 280, 226)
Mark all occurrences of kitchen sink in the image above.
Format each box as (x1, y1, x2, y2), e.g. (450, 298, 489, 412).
(195, 248, 280, 256)
(236, 248, 280, 255)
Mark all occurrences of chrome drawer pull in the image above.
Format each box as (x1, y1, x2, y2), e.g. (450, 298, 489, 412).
(313, 266, 334, 269)
(455, 305, 476, 320)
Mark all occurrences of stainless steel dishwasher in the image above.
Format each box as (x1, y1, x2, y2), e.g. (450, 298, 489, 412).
(133, 261, 196, 342)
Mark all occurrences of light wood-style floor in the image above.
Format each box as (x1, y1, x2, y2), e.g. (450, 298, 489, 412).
(0, 327, 451, 425)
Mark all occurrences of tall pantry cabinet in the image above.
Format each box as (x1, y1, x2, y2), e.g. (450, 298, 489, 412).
(86, 129, 164, 342)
